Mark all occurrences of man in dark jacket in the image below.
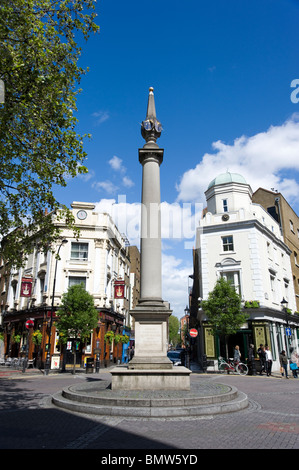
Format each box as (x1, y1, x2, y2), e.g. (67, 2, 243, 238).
(257, 344, 266, 375)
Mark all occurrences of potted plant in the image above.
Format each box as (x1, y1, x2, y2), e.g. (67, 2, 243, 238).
(244, 300, 260, 308)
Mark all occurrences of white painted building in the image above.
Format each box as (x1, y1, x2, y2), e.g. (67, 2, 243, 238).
(6, 202, 131, 319)
(3, 202, 135, 368)
(195, 172, 299, 372)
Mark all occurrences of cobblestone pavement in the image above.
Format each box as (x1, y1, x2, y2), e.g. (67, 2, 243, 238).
(1, 367, 299, 451)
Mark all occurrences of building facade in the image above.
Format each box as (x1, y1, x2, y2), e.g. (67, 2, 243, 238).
(194, 172, 299, 372)
(1, 202, 139, 370)
(252, 188, 299, 312)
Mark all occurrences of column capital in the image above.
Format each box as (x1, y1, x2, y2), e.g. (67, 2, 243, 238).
(138, 148, 164, 166)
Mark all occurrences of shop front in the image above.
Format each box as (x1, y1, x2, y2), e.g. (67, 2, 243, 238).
(201, 310, 299, 373)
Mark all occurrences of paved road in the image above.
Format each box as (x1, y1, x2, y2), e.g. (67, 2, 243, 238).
(1, 367, 299, 452)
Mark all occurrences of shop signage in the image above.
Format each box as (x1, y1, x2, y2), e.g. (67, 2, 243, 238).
(20, 278, 33, 297)
(114, 280, 125, 299)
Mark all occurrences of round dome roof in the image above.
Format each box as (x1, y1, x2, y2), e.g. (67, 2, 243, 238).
(208, 172, 247, 189)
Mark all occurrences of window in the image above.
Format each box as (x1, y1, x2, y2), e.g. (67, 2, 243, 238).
(267, 242, 271, 256)
(222, 199, 228, 213)
(38, 277, 45, 304)
(284, 279, 289, 301)
(269, 271, 277, 302)
(221, 271, 241, 295)
(290, 220, 294, 232)
(71, 242, 88, 261)
(69, 276, 86, 288)
(270, 274, 275, 292)
(222, 236, 234, 252)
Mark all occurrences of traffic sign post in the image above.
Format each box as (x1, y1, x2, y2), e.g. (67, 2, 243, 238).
(189, 328, 198, 338)
(23, 319, 34, 373)
(25, 319, 34, 329)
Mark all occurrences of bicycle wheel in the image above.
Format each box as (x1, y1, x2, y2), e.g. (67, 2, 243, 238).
(218, 362, 227, 373)
(236, 363, 248, 375)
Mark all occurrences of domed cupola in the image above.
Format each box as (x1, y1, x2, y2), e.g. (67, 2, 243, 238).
(205, 171, 252, 215)
(207, 172, 247, 189)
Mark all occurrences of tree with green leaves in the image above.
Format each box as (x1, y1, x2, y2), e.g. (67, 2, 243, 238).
(57, 283, 98, 374)
(168, 315, 180, 348)
(201, 277, 249, 359)
(0, 0, 99, 267)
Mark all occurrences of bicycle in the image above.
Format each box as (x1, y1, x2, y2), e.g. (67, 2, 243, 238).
(218, 356, 248, 375)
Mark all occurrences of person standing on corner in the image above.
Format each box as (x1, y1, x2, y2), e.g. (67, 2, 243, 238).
(257, 344, 266, 375)
(290, 348, 298, 379)
(234, 345, 241, 364)
(265, 345, 273, 376)
(279, 350, 289, 379)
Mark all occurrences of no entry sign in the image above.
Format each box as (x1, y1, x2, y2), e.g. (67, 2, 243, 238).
(189, 328, 198, 338)
(25, 319, 34, 329)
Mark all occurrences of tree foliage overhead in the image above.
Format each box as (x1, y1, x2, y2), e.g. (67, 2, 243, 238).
(201, 277, 248, 337)
(0, 0, 99, 267)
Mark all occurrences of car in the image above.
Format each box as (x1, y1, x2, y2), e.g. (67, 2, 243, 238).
(167, 350, 182, 366)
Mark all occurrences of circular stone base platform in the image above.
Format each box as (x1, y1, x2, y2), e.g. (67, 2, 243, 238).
(52, 378, 248, 419)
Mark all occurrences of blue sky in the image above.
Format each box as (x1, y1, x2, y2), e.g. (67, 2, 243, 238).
(54, 0, 299, 318)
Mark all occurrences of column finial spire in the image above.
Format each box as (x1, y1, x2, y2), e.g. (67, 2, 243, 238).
(141, 87, 162, 146)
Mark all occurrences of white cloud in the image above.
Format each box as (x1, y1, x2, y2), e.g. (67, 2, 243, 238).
(109, 155, 125, 172)
(176, 114, 299, 210)
(122, 176, 134, 188)
(92, 180, 119, 194)
(92, 110, 110, 125)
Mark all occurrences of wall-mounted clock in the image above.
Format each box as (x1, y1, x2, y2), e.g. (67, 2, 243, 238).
(77, 210, 87, 220)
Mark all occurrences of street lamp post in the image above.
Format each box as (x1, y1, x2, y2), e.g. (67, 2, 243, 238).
(184, 306, 190, 369)
(44, 239, 68, 375)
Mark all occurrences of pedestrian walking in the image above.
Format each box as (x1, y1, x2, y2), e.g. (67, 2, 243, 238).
(265, 345, 273, 376)
(279, 350, 289, 379)
(290, 348, 298, 378)
(233, 345, 241, 364)
(248, 344, 256, 376)
(257, 344, 266, 375)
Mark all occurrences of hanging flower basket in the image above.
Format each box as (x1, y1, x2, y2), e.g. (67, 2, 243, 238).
(32, 330, 43, 345)
(11, 333, 21, 344)
(114, 334, 122, 344)
(104, 331, 115, 344)
(121, 334, 129, 344)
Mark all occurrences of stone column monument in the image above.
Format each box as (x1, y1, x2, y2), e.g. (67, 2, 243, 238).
(111, 88, 191, 390)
